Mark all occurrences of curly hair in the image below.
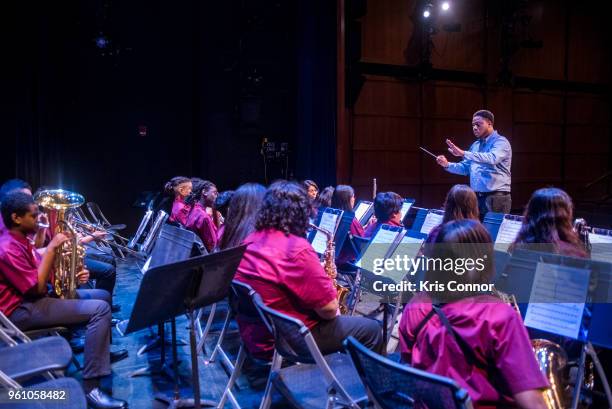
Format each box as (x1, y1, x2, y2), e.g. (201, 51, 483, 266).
(442, 184, 479, 223)
(510, 187, 585, 256)
(255, 180, 311, 237)
(214, 190, 235, 219)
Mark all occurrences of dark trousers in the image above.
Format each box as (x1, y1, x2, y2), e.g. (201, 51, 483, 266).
(84, 250, 116, 296)
(477, 191, 512, 220)
(311, 316, 384, 355)
(8, 289, 112, 379)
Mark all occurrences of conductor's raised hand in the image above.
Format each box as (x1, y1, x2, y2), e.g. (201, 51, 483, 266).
(446, 139, 465, 157)
(436, 155, 449, 168)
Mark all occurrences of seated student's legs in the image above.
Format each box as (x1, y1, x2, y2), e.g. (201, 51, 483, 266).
(84, 256, 116, 296)
(311, 316, 384, 355)
(8, 296, 112, 379)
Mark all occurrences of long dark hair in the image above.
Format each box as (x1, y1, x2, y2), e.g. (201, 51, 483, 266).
(255, 180, 311, 237)
(510, 187, 584, 255)
(331, 185, 354, 212)
(220, 183, 265, 250)
(442, 184, 479, 223)
(317, 186, 334, 208)
(163, 176, 190, 196)
(185, 178, 216, 206)
(424, 219, 494, 301)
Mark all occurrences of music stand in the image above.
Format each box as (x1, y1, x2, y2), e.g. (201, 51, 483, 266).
(125, 245, 247, 409)
(130, 225, 202, 377)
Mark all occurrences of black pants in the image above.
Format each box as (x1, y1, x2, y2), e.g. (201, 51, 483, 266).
(477, 192, 512, 220)
(311, 316, 384, 355)
(9, 289, 112, 379)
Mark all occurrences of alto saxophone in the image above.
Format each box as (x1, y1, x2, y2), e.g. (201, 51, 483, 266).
(34, 189, 86, 299)
(310, 223, 350, 314)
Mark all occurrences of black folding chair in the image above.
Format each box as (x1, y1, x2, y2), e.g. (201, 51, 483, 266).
(0, 313, 74, 381)
(344, 336, 474, 409)
(0, 369, 87, 408)
(252, 293, 366, 409)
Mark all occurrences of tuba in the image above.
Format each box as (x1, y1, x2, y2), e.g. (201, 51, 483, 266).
(494, 289, 568, 409)
(309, 223, 350, 314)
(34, 189, 86, 299)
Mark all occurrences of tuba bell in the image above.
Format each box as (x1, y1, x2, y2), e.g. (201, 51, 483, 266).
(34, 189, 86, 299)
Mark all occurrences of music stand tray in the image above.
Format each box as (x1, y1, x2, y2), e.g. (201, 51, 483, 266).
(125, 245, 247, 409)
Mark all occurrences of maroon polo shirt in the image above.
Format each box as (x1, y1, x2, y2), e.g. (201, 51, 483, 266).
(349, 217, 365, 237)
(169, 197, 190, 226)
(363, 219, 402, 239)
(234, 228, 337, 359)
(399, 293, 549, 409)
(184, 203, 218, 252)
(0, 231, 43, 316)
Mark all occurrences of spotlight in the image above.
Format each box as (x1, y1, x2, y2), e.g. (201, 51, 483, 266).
(441, 1, 450, 11)
(94, 34, 110, 49)
(423, 3, 433, 18)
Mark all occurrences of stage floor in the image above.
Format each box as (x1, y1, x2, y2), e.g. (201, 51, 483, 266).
(71, 257, 278, 409)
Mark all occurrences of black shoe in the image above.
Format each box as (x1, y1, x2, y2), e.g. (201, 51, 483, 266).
(69, 337, 85, 354)
(111, 304, 121, 313)
(110, 349, 128, 364)
(86, 388, 128, 409)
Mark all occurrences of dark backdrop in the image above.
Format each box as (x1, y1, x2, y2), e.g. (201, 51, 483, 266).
(1, 0, 337, 232)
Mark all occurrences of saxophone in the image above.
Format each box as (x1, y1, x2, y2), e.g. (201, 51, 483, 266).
(573, 218, 592, 256)
(309, 223, 350, 314)
(493, 289, 568, 409)
(34, 189, 86, 299)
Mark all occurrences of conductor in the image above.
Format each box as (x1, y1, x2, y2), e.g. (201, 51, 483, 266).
(436, 110, 512, 218)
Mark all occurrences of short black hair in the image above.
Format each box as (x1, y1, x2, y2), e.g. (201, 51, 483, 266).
(256, 180, 310, 237)
(0, 179, 32, 203)
(473, 109, 494, 124)
(373, 192, 403, 223)
(1, 191, 35, 228)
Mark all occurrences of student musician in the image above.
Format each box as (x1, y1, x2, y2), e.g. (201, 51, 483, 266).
(363, 192, 403, 238)
(0, 192, 127, 409)
(184, 179, 218, 253)
(425, 184, 480, 245)
(510, 187, 587, 258)
(165, 176, 192, 225)
(234, 181, 383, 359)
(218, 183, 265, 251)
(330, 185, 366, 237)
(399, 219, 548, 409)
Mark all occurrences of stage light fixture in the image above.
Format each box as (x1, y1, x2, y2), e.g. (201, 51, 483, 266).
(423, 3, 433, 18)
(441, 1, 450, 11)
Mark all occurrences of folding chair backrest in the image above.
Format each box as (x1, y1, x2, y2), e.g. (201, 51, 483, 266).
(251, 293, 316, 364)
(230, 280, 261, 320)
(86, 202, 111, 226)
(0, 312, 28, 345)
(344, 336, 473, 409)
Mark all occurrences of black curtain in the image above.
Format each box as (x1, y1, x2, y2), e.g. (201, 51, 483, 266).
(295, 0, 337, 188)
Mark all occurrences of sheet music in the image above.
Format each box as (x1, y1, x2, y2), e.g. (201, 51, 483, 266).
(494, 217, 523, 252)
(400, 201, 413, 221)
(356, 226, 400, 269)
(420, 212, 443, 235)
(354, 202, 371, 223)
(385, 235, 425, 283)
(311, 212, 339, 254)
(523, 262, 590, 339)
(589, 232, 612, 263)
